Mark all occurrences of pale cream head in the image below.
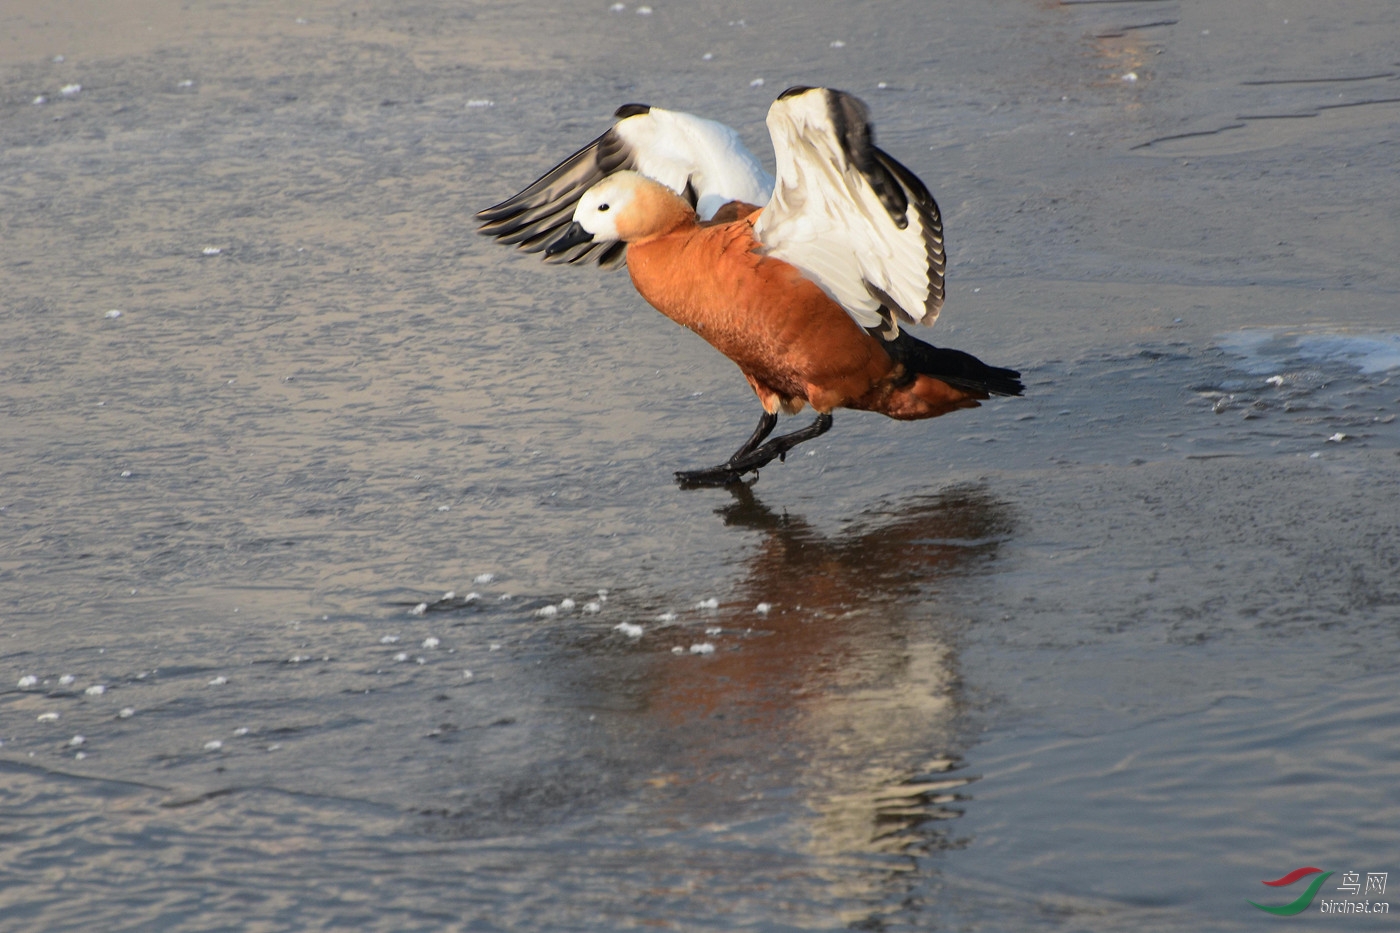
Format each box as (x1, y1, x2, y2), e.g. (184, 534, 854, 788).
(571, 171, 695, 243)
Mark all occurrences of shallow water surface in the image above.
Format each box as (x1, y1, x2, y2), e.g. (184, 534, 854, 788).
(2, 0, 1398, 930)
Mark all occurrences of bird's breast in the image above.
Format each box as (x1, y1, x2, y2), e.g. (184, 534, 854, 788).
(626, 222, 897, 406)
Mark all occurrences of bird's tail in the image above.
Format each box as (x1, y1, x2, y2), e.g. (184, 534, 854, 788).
(887, 331, 1024, 398)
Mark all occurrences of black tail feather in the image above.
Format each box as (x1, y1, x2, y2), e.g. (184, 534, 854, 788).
(885, 331, 1024, 397)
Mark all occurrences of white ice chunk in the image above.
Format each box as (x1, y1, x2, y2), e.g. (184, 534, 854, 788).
(17, 675, 37, 688)
(409, 602, 428, 616)
(204, 740, 223, 751)
(656, 612, 677, 622)
(583, 601, 602, 613)
(755, 602, 772, 614)
(59, 674, 76, 685)
(37, 712, 60, 722)
(422, 636, 440, 649)
(559, 598, 576, 611)
(695, 598, 719, 610)
(85, 684, 106, 696)
(60, 84, 82, 96)
(474, 573, 496, 584)
(689, 643, 716, 655)
(208, 676, 228, 686)
(613, 622, 644, 638)
(201, 246, 222, 256)
(119, 707, 135, 718)
(536, 605, 559, 617)
(380, 635, 401, 644)
(105, 309, 122, 319)
(69, 735, 85, 747)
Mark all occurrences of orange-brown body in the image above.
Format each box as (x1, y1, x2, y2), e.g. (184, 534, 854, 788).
(619, 192, 985, 420)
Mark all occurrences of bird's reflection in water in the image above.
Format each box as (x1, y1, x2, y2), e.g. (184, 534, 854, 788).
(641, 483, 1015, 902)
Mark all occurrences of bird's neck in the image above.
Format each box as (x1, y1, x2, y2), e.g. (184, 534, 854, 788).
(618, 184, 698, 244)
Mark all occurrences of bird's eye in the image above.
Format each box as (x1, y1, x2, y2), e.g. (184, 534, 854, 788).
(598, 203, 610, 212)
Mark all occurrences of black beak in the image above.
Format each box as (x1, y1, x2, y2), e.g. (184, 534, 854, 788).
(544, 221, 595, 257)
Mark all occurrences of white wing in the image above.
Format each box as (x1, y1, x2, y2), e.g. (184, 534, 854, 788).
(478, 105, 773, 267)
(752, 87, 945, 335)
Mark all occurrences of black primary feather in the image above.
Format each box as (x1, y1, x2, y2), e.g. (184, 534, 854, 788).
(477, 112, 650, 269)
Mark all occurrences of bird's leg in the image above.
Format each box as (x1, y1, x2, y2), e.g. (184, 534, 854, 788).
(676, 413, 832, 488)
(729, 410, 779, 462)
(675, 411, 776, 488)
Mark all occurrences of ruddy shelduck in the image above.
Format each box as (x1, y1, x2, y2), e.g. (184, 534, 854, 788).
(480, 86, 1023, 487)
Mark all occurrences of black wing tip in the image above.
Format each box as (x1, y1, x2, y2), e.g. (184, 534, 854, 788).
(614, 103, 652, 119)
(778, 85, 818, 101)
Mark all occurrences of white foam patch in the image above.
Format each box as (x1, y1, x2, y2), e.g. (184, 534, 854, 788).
(1218, 329, 1400, 376)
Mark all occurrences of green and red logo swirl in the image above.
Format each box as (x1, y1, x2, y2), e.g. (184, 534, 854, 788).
(1249, 867, 1333, 916)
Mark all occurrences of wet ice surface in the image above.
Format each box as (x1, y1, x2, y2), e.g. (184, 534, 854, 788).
(3, 0, 1399, 929)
